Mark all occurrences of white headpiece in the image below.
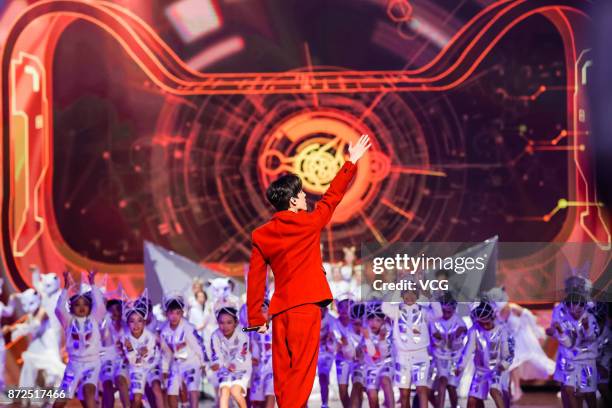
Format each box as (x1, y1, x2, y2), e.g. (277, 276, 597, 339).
(104, 282, 125, 301)
(122, 288, 149, 321)
(39, 272, 60, 296)
(18, 288, 41, 314)
(66, 271, 92, 301)
(162, 292, 186, 312)
(484, 286, 509, 311)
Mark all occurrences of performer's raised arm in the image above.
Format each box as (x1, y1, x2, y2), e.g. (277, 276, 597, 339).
(88, 269, 106, 322)
(55, 271, 72, 327)
(310, 135, 371, 228)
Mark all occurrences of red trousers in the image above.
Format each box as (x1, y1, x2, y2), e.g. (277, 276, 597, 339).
(272, 303, 322, 408)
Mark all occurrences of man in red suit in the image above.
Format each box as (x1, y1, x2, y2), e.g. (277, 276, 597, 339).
(247, 135, 371, 407)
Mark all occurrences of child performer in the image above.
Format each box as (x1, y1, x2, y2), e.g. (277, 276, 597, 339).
(318, 305, 338, 408)
(100, 297, 130, 408)
(53, 270, 106, 408)
(0, 278, 16, 391)
(547, 276, 591, 408)
(550, 292, 599, 408)
(594, 302, 611, 406)
(136, 296, 166, 408)
(160, 293, 206, 408)
(13, 289, 65, 389)
(360, 301, 394, 408)
(120, 290, 165, 408)
(332, 296, 355, 408)
(382, 288, 442, 408)
(250, 300, 274, 408)
(429, 292, 467, 408)
(349, 302, 366, 408)
(457, 300, 514, 408)
(210, 306, 251, 408)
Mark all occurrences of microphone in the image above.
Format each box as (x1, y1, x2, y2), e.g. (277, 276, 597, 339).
(242, 326, 263, 332)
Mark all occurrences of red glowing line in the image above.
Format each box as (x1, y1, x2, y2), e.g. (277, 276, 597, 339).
(2, 1, 589, 95)
(381, 198, 415, 221)
(390, 166, 447, 177)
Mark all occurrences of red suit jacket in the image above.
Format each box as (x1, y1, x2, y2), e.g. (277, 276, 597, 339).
(247, 161, 357, 326)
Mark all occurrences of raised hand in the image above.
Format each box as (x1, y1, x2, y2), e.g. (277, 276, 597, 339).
(348, 134, 372, 163)
(62, 270, 71, 288)
(88, 268, 97, 284)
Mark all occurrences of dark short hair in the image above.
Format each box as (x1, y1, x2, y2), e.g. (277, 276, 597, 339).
(216, 306, 238, 323)
(266, 174, 302, 211)
(69, 293, 92, 313)
(106, 299, 122, 310)
(126, 308, 147, 321)
(135, 297, 153, 313)
(165, 299, 184, 312)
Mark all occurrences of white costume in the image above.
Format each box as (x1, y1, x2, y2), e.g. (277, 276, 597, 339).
(250, 326, 273, 401)
(485, 286, 555, 393)
(206, 278, 240, 311)
(160, 318, 206, 395)
(331, 317, 358, 386)
(99, 315, 128, 383)
(554, 308, 599, 392)
(13, 289, 65, 388)
(209, 327, 252, 393)
(429, 313, 467, 387)
(55, 284, 106, 398)
(382, 300, 442, 389)
(188, 301, 216, 362)
(359, 324, 392, 390)
(31, 268, 62, 349)
(458, 320, 514, 400)
(318, 311, 337, 380)
(121, 328, 162, 394)
(505, 308, 555, 377)
(597, 319, 611, 385)
(0, 279, 16, 391)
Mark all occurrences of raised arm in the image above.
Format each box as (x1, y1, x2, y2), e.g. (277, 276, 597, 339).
(426, 299, 443, 321)
(55, 270, 73, 327)
(381, 302, 399, 320)
(310, 135, 370, 229)
(88, 270, 106, 322)
(55, 288, 71, 328)
(30, 265, 44, 294)
(247, 238, 267, 328)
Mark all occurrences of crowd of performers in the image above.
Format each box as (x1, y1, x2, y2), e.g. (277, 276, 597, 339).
(0, 262, 610, 408)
